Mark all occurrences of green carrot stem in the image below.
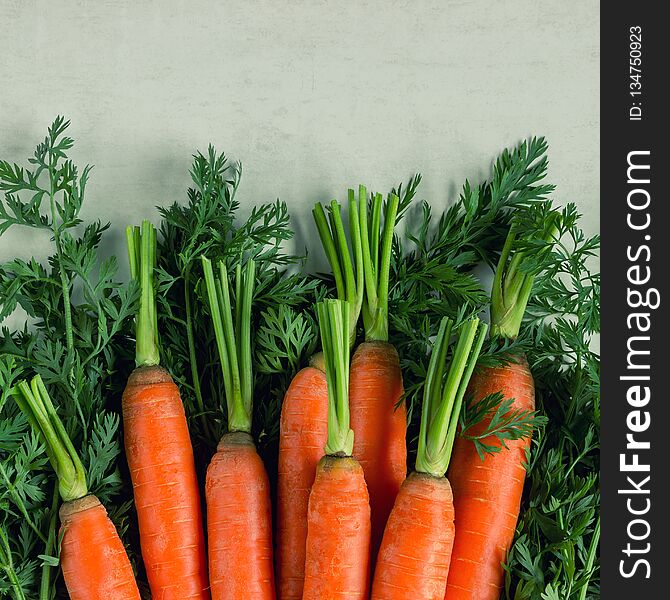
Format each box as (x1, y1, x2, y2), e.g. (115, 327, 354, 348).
(491, 214, 559, 339)
(415, 316, 488, 478)
(201, 256, 255, 434)
(316, 299, 354, 456)
(12, 375, 87, 502)
(312, 192, 364, 345)
(359, 191, 399, 342)
(126, 220, 160, 367)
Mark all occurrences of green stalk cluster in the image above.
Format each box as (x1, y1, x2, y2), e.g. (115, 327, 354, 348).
(312, 185, 399, 345)
(491, 215, 558, 340)
(416, 316, 488, 478)
(12, 375, 87, 502)
(126, 220, 160, 367)
(316, 299, 354, 456)
(202, 256, 255, 434)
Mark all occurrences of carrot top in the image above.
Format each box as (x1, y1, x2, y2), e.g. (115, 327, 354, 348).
(126, 220, 160, 367)
(202, 256, 255, 434)
(416, 316, 487, 478)
(12, 375, 87, 502)
(312, 190, 364, 345)
(358, 189, 399, 343)
(491, 203, 559, 340)
(316, 299, 353, 456)
(313, 186, 399, 345)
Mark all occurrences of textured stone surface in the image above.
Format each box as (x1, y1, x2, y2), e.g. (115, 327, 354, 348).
(0, 0, 598, 271)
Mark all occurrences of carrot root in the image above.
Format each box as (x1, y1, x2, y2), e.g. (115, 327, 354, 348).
(302, 455, 371, 600)
(123, 365, 209, 600)
(276, 366, 328, 600)
(371, 473, 454, 600)
(206, 431, 275, 600)
(349, 341, 406, 563)
(445, 357, 535, 600)
(59, 494, 141, 600)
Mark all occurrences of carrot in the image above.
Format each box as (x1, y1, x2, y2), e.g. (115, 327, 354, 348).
(349, 339, 405, 561)
(445, 210, 558, 600)
(12, 375, 141, 600)
(371, 316, 487, 600)
(124, 221, 209, 599)
(201, 257, 275, 600)
(313, 187, 407, 563)
(445, 360, 533, 600)
(302, 300, 371, 599)
(275, 364, 328, 600)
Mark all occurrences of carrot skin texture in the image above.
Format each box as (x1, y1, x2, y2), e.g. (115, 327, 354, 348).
(206, 432, 276, 600)
(276, 366, 328, 600)
(59, 495, 141, 600)
(371, 473, 455, 600)
(302, 455, 371, 600)
(445, 357, 535, 600)
(349, 341, 406, 562)
(122, 365, 210, 600)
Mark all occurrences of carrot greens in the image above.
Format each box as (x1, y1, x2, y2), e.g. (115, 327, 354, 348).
(202, 256, 256, 434)
(416, 316, 487, 477)
(316, 299, 353, 456)
(126, 220, 160, 367)
(0, 119, 138, 599)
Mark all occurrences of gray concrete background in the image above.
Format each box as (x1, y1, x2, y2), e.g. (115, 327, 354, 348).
(0, 0, 599, 272)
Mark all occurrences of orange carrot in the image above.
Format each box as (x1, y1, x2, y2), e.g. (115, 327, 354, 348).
(349, 340, 405, 559)
(275, 365, 328, 600)
(60, 495, 140, 600)
(124, 222, 209, 599)
(445, 359, 534, 600)
(122, 365, 209, 598)
(371, 316, 487, 600)
(444, 210, 556, 600)
(303, 455, 371, 599)
(302, 300, 371, 599)
(12, 375, 141, 600)
(201, 257, 275, 600)
(372, 473, 454, 598)
(313, 187, 407, 564)
(206, 432, 275, 598)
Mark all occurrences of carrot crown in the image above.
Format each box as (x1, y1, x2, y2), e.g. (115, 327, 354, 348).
(415, 316, 487, 478)
(202, 256, 255, 434)
(12, 375, 88, 502)
(312, 186, 399, 344)
(126, 220, 160, 367)
(312, 191, 364, 345)
(316, 299, 354, 456)
(491, 205, 559, 339)
(358, 189, 399, 342)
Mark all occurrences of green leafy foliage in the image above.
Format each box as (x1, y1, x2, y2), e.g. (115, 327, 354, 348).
(460, 391, 547, 461)
(389, 137, 554, 426)
(0, 119, 138, 599)
(501, 204, 600, 600)
(154, 147, 321, 466)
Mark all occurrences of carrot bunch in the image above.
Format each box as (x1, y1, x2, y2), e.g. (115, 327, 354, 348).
(201, 256, 275, 600)
(445, 209, 559, 599)
(124, 221, 209, 599)
(302, 299, 371, 599)
(12, 375, 140, 600)
(371, 315, 487, 599)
